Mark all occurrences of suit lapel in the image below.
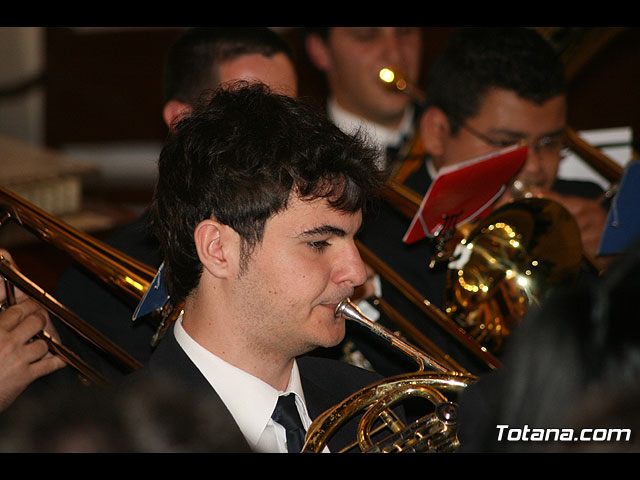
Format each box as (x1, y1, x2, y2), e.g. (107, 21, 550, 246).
(299, 358, 363, 452)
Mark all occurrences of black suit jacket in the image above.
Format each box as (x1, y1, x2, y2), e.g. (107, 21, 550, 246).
(127, 327, 385, 453)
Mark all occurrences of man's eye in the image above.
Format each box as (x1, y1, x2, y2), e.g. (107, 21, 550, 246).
(492, 138, 519, 148)
(308, 240, 330, 252)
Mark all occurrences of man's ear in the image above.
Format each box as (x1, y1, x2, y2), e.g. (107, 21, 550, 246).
(162, 100, 193, 131)
(194, 220, 239, 279)
(304, 34, 332, 72)
(419, 106, 451, 157)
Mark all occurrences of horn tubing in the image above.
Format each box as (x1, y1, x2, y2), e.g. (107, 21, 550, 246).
(368, 294, 469, 373)
(336, 298, 451, 373)
(356, 240, 502, 370)
(302, 371, 475, 453)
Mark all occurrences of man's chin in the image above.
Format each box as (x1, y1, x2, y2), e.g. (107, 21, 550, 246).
(299, 332, 345, 357)
(315, 321, 346, 350)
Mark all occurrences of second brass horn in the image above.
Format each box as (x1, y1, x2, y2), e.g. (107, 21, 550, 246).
(443, 197, 584, 353)
(370, 66, 611, 358)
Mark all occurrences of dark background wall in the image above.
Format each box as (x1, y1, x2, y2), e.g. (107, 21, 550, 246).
(42, 27, 640, 150)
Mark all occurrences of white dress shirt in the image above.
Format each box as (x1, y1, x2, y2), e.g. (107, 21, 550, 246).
(425, 155, 439, 181)
(327, 97, 415, 170)
(173, 318, 316, 453)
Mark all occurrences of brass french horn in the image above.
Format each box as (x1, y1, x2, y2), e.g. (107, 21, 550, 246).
(302, 299, 476, 453)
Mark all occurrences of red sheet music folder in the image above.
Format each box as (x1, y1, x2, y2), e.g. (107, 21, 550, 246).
(403, 145, 528, 244)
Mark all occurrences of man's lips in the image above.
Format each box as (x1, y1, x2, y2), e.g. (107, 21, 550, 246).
(318, 295, 352, 316)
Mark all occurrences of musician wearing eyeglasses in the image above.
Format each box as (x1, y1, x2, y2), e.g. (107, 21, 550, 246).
(354, 27, 609, 377)
(414, 27, 607, 261)
(129, 83, 388, 452)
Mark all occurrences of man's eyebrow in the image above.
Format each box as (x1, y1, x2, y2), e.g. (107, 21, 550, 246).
(297, 225, 347, 238)
(488, 127, 565, 139)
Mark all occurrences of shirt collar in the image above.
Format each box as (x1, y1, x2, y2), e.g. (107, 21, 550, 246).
(172, 318, 311, 450)
(425, 156, 439, 181)
(327, 96, 415, 150)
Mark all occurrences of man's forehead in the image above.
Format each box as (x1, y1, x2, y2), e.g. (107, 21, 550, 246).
(476, 88, 567, 129)
(218, 53, 297, 97)
(270, 195, 363, 232)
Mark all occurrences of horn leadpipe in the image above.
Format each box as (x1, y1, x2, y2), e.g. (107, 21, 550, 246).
(335, 298, 453, 373)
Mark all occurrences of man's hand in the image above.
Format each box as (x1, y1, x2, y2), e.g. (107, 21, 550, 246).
(540, 190, 608, 263)
(0, 298, 67, 411)
(0, 249, 66, 411)
(495, 189, 610, 271)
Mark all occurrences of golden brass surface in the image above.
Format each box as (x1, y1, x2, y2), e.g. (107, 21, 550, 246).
(302, 298, 476, 453)
(444, 197, 584, 353)
(0, 185, 177, 383)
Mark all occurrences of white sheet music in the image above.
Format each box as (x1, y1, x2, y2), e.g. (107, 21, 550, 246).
(558, 126, 633, 189)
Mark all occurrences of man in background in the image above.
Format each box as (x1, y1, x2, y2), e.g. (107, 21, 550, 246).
(304, 27, 423, 169)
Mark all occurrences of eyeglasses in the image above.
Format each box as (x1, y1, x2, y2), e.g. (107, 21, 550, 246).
(460, 121, 566, 157)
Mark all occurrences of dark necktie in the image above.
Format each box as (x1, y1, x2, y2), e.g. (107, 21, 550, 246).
(271, 393, 306, 453)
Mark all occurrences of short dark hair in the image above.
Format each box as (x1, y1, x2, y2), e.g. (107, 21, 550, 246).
(426, 27, 566, 134)
(163, 27, 294, 105)
(150, 82, 384, 301)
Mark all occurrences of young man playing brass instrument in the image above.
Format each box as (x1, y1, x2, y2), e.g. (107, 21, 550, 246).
(135, 82, 388, 452)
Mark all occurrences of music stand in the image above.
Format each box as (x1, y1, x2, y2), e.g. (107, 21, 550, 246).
(403, 145, 529, 245)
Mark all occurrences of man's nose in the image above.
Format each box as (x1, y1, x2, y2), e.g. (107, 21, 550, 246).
(334, 243, 368, 288)
(519, 148, 546, 184)
(380, 28, 405, 65)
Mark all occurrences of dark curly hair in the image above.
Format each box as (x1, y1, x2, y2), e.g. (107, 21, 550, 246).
(149, 82, 384, 302)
